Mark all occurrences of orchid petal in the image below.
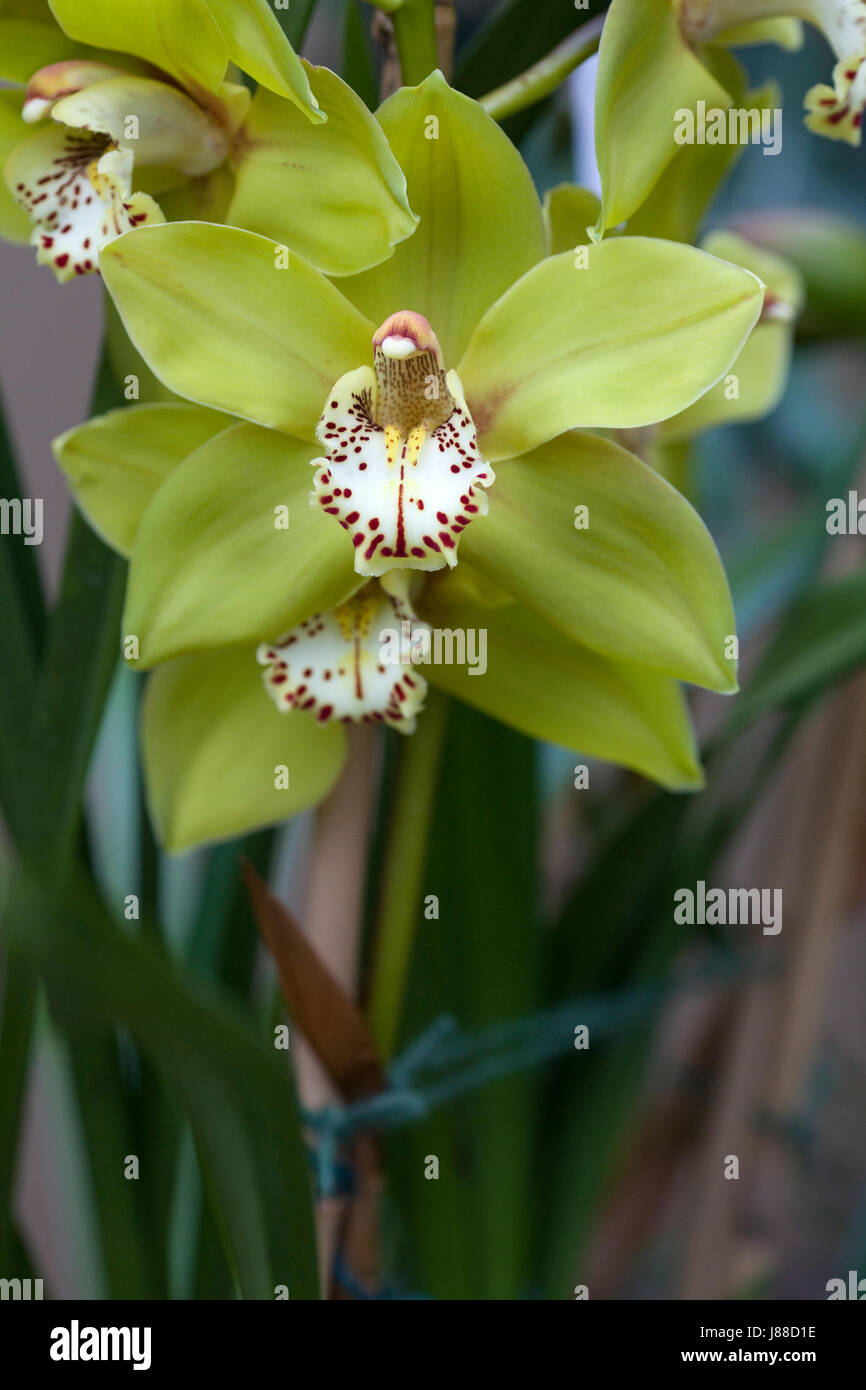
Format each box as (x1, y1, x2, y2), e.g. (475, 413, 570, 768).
(124, 423, 360, 667)
(100, 222, 375, 437)
(142, 648, 346, 852)
(659, 230, 803, 441)
(339, 69, 546, 365)
(48, 0, 228, 96)
(228, 66, 417, 277)
(626, 73, 778, 244)
(594, 0, 732, 230)
(542, 184, 601, 256)
(5, 125, 164, 281)
(21, 59, 130, 121)
(713, 18, 803, 50)
(51, 75, 237, 176)
(418, 566, 702, 790)
(461, 432, 738, 693)
(458, 236, 763, 462)
(258, 580, 428, 735)
(0, 89, 32, 241)
(54, 402, 226, 556)
(204, 0, 323, 120)
(310, 363, 493, 577)
(0, 17, 89, 85)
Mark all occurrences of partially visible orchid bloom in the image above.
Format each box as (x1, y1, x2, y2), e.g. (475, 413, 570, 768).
(257, 573, 429, 733)
(595, 0, 866, 234)
(0, 0, 416, 281)
(680, 0, 866, 141)
(54, 73, 769, 850)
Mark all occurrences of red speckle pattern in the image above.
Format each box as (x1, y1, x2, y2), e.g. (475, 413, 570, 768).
(8, 128, 163, 282)
(311, 365, 493, 578)
(256, 584, 428, 734)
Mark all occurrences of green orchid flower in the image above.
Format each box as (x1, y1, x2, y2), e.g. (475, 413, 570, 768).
(55, 73, 767, 851)
(0, 0, 416, 280)
(595, 0, 866, 233)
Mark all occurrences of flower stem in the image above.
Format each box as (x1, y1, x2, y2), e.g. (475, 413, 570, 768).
(366, 690, 449, 1059)
(393, 0, 439, 86)
(479, 14, 605, 122)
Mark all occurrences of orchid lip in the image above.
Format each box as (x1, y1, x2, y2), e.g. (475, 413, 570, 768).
(311, 311, 494, 578)
(6, 128, 164, 281)
(257, 579, 428, 734)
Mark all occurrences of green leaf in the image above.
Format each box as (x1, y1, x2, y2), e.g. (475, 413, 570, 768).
(273, 0, 317, 47)
(459, 236, 763, 461)
(124, 422, 359, 665)
(16, 511, 126, 864)
(342, 0, 377, 111)
(142, 646, 347, 851)
(0, 350, 128, 1280)
(48, 0, 228, 95)
(455, 0, 599, 98)
(228, 65, 417, 277)
(55, 403, 226, 557)
(420, 565, 703, 788)
(15, 869, 321, 1298)
(340, 70, 546, 366)
(462, 433, 738, 693)
(100, 222, 375, 437)
(727, 565, 866, 734)
(0, 388, 42, 831)
(386, 702, 541, 1298)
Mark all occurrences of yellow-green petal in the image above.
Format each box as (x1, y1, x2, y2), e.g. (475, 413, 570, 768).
(459, 236, 763, 462)
(594, 0, 732, 231)
(229, 66, 416, 278)
(543, 184, 601, 256)
(125, 423, 360, 667)
(0, 90, 32, 241)
(713, 18, 803, 50)
(51, 74, 238, 176)
(0, 17, 83, 84)
(100, 222, 375, 437)
(153, 160, 235, 223)
(204, 0, 323, 120)
(48, 0, 227, 96)
(462, 432, 738, 693)
(105, 296, 180, 405)
(626, 71, 777, 244)
(54, 403, 226, 556)
(142, 647, 346, 852)
(419, 567, 702, 790)
(659, 230, 803, 442)
(340, 69, 545, 366)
